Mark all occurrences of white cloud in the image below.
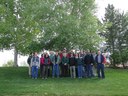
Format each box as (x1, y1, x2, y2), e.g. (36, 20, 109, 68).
(95, 0, 128, 20)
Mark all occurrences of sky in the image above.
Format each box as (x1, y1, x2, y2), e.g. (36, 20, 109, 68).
(95, 0, 128, 20)
(0, 0, 128, 66)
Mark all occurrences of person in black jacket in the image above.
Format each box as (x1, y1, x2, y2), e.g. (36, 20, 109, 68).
(27, 53, 33, 77)
(84, 50, 94, 78)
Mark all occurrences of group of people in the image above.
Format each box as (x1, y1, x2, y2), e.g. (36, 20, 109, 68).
(27, 49, 106, 79)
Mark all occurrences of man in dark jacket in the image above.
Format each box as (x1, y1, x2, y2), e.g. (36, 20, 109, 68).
(84, 50, 94, 78)
(27, 53, 33, 77)
(95, 50, 105, 79)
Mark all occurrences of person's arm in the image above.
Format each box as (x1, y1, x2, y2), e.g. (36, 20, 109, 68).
(57, 56, 61, 64)
(38, 57, 40, 68)
(30, 57, 33, 67)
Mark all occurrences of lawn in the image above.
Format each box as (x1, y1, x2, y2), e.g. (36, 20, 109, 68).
(0, 67, 128, 96)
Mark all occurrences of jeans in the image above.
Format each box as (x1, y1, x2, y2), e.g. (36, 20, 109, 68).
(78, 65, 83, 78)
(32, 66, 38, 78)
(52, 64, 60, 77)
(86, 64, 93, 78)
(97, 63, 105, 78)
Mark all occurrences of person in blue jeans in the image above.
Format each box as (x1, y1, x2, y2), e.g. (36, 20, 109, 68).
(31, 52, 40, 79)
(95, 51, 105, 79)
(52, 51, 61, 78)
(84, 50, 94, 78)
(75, 53, 84, 78)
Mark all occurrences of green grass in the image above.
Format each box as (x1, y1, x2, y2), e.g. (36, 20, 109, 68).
(0, 67, 128, 96)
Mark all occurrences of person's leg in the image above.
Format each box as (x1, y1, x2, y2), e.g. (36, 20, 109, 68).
(101, 64, 105, 78)
(86, 65, 90, 78)
(78, 65, 80, 78)
(73, 66, 76, 78)
(48, 65, 50, 77)
(31, 66, 34, 78)
(56, 64, 59, 77)
(66, 65, 69, 77)
(45, 65, 48, 79)
(42, 65, 45, 79)
(80, 65, 83, 78)
(40, 65, 42, 78)
(91, 65, 94, 77)
(88, 64, 93, 77)
(28, 65, 31, 76)
(97, 64, 101, 78)
(52, 64, 55, 78)
(70, 66, 72, 78)
(35, 66, 38, 79)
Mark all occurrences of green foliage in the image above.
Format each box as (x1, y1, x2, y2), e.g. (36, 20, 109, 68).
(2, 60, 14, 67)
(103, 4, 128, 67)
(111, 51, 122, 65)
(27, 0, 102, 50)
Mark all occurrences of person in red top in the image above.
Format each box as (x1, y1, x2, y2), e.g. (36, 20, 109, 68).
(40, 54, 45, 79)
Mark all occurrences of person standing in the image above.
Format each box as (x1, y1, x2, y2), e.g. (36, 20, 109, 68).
(84, 50, 94, 78)
(52, 51, 61, 78)
(27, 53, 33, 77)
(61, 53, 69, 77)
(43, 53, 50, 79)
(95, 51, 105, 79)
(75, 53, 84, 78)
(69, 53, 76, 78)
(31, 52, 40, 79)
(49, 51, 55, 76)
(40, 54, 45, 79)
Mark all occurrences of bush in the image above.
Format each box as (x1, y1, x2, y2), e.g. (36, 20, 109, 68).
(3, 60, 14, 67)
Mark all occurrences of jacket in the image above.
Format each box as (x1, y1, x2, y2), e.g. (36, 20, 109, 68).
(44, 57, 50, 65)
(76, 57, 84, 65)
(84, 54, 94, 65)
(31, 56, 40, 67)
(62, 57, 69, 65)
(95, 54, 104, 64)
(40, 57, 45, 65)
(69, 57, 76, 66)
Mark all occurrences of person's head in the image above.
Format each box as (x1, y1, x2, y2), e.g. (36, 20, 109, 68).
(86, 50, 90, 54)
(41, 54, 44, 57)
(34, 52, 38, 56)
(45, 53, 49, 57)
(49, 51, 53, 55)
(75, 53, 79, 58)
(63, 53, 67, 57)
(29, 52, 33, 56)
(56, 51, 59, 56)
(98, 50, 101, 55)
(70, 53, 74, 57)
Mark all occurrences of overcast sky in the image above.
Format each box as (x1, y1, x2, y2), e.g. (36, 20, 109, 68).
(95, 0, 128, 20)
(0, 0, 128, 66)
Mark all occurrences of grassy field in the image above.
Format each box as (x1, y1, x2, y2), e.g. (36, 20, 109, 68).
(0, 67, 128, 96)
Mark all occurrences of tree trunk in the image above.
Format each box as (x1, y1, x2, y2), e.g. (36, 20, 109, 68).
(122, 62, 125, 69)
(14, 47, 18, 67)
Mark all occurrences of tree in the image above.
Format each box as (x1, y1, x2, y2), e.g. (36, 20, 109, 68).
(0, 0, 40, 66)
(103, 4, 128, 68)
(31, 0, 102, 51)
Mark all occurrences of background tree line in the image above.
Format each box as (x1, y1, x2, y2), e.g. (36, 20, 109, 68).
(102, 4, 128, 68)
